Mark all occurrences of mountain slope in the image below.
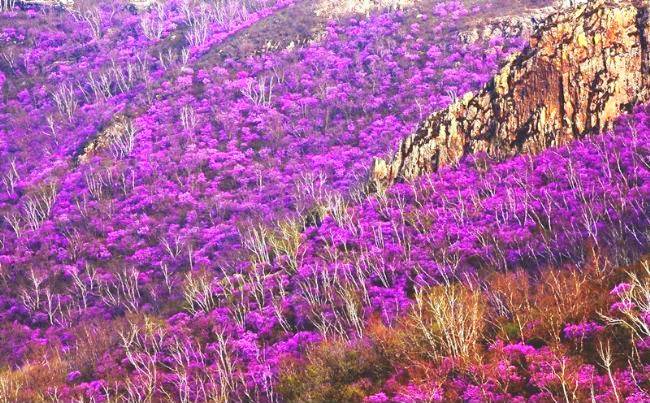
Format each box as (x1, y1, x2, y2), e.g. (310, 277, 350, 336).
(0, 0, 648, 401)
(372, 0, 650, 188)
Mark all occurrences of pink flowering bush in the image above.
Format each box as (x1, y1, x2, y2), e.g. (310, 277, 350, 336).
(0, 0, 648, 401)
(563, 321, 605, 341)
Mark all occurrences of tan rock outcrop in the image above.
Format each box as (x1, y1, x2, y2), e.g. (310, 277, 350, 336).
(77, 117, 134, 163)
(371, 0, 650, 189)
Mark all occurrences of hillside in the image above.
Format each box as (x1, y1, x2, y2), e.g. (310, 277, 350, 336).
(372, 0, 650, 188)
(0, 0, 648, 401)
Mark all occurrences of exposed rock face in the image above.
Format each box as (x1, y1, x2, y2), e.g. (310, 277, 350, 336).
(15, 0, 148, 10)
(371, 0, 650, 189)
(77, 117, 133, 164)
(460, 5, 557, 44)
(314, 0, 411, 17)
(16, 0, 73, 7)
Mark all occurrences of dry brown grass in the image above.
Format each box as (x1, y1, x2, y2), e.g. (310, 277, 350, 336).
(282, 255, 650, 402)
(278, 337, 392, 402)
(0, 357, 67, 402)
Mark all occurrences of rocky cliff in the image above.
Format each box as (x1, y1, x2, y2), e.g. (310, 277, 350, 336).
(371, 0, 650, 189)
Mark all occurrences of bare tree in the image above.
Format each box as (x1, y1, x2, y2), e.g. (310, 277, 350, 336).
(241, 76, 274, 106)
(22, 182, 58, 231)
(182, 1, 211, 47)
(0, 0, 16, 12)
(53, 83, 78, 121)
(183, 271, 217, 315)
(82, 7, 102, 40)
(109, 120, 137, 159)
(2, 159, 19, 195)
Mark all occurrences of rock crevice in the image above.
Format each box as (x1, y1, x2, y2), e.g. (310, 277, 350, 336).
(371, 0, 650, 189)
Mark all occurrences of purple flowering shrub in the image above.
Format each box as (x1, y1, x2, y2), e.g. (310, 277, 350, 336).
(276, 109, 650, 401)
(0, 0, 648, 400)
(273, 102, 650, 400)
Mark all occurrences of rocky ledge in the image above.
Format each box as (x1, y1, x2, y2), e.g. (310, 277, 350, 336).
(371, 0, 650, 189)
